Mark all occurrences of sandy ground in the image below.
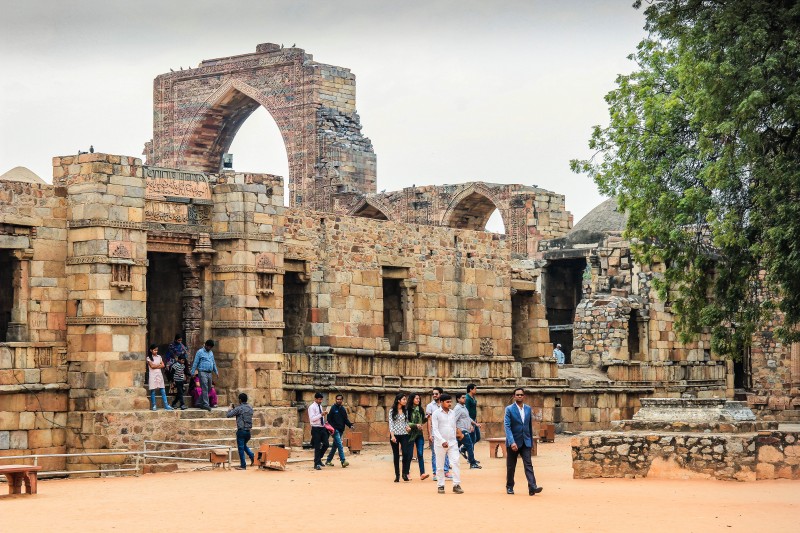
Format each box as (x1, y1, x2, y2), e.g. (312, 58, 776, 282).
(2, 437, 798, 533)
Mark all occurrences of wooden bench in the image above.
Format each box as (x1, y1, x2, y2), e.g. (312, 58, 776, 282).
(256, 444, 290, 470)
(486, 437, 538, 458)
(0, 465, 42, 495)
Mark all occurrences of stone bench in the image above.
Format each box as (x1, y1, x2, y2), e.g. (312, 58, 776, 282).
(487, 437, 538, 458)
(0, 465, 42, 495)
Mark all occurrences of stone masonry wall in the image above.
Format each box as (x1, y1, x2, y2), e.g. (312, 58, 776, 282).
(572, 430, 800, 481)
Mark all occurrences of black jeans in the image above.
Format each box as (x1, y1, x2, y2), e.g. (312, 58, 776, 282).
(506, 444, 538, 490)
(171, 381, 185, 407)
(311, 426, 330, 467)
(390, 434, 412, 478)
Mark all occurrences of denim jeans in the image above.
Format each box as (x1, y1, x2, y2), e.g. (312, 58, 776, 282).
(472, 426, 481, 444)
(149, 388, 169, 409)
(430, 439, 450, 474)
(412, 434, 425, 475)
(236, 428, 254, 468)
(326, 429, 346, 463)
(198, 371, 213, 409)
(458, 431, 477, 465)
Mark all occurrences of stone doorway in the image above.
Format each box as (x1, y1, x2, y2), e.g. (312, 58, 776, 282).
(0, 250, 14, 342)
(146, 252, 184, 353)
(545, 257, 586, 363)
(733, 345, 752, 391)
(382, 278, 402, 351)
(283, 271, 309, 353)
(511, 290, 537, 359)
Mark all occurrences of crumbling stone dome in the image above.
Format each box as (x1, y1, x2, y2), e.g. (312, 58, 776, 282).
(566, 197, 627, 245)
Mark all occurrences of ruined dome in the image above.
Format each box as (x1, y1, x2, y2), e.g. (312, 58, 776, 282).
(565, 197, 628, 245)
(0, 166, 46, 184)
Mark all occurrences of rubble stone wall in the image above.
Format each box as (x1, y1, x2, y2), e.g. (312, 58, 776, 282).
(571, 430, 800, 481)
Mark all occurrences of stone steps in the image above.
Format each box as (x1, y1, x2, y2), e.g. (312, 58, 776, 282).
(776, 409, 800, 422)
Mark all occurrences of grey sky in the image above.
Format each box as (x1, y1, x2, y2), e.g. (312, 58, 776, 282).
(0, 0, 646, 225)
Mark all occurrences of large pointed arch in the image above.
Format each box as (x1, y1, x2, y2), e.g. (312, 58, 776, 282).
(440, 183, 507, 232)
(177, 79, 292, 174)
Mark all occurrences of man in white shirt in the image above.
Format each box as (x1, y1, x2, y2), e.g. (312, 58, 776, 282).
(307, 392, 329, 470)
(431, 394, 463, 494)
(425, 387, 449, 479)
(553, 343, 565, 366)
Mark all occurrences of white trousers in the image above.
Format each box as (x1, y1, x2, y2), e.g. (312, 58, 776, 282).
(435, 440, 461, 486)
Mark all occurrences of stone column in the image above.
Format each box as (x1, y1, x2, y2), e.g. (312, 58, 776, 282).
(6, 248, 33, 341)
(398, 280, 417, 352)
(180, 253, 203, 354)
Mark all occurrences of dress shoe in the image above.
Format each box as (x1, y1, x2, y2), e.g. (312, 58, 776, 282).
(250, 456, 255, 466)
(314, 465, 322, 470)
(506, 487, 514, 495)
(452, 485, 464, 494)
(402, 474, 410, 482)
(394, 476, 400, 482)
(529, 486, 544, 495)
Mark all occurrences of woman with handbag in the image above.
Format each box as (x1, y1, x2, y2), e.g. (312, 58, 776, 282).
(388, 393, 413, 482)
(407, 393, 430, 480)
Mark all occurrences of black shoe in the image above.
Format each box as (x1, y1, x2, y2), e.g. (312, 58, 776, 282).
(394, 476, 400, 483)
(402, 474, 410, 482)
(314, 465, 322, 470)
(529, 486, 543, 495)
(469, 463, 482, 469)
(506, 487, 514, 495)
(203, 406, 212, 411)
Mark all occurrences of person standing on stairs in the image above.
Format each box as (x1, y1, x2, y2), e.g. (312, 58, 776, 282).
(147, 344, 174, 411)
(227, 392, 255, 470)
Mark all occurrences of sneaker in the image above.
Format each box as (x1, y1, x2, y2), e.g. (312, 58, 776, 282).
(314, 465, 322, 470)
(325, 462, 334, 467)
(470, 463, 482, 469)
(341, 461, 349, 468)
(437, 486, 445, 494)
(432, 475, 438, 481)
(445, 472, 452, 479)
(165, 406, 174, 411)
(151, 406, 157, 411)
(453, 485, 464, 494)
(180, 406, 187, 410)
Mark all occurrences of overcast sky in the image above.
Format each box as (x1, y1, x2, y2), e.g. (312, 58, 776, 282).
(0, 0, 646, 227)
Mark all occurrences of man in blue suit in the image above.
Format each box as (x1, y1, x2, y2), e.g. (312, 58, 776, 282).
(504, 388, 543, 495)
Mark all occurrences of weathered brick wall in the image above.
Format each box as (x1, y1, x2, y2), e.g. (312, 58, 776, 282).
(572, 430, 800, 481)
(284, 207, 512, 355)
(0, 177, 70, 468)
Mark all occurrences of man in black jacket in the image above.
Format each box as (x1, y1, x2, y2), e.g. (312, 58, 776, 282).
(325, 394, 354, 467)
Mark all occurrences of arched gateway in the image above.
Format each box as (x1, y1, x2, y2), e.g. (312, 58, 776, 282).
(145, 43, 377, 210)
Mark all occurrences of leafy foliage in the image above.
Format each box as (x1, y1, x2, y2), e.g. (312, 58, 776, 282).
(571, 0, 800, 357)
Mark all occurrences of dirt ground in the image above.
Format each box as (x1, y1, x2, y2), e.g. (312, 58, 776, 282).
(2, 437, 798, 532)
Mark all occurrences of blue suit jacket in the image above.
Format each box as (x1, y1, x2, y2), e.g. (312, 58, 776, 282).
(504, 403, 534, 448)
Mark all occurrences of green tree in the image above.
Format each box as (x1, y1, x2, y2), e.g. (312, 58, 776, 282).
(571, 0, 800, 356)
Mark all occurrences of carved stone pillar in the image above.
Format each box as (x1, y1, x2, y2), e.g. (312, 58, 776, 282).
(180, 254, 203, 354)
(398, 280, 417, 352)
(7, 248, 33, 341)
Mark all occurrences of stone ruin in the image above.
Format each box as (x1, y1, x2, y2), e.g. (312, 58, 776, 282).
(0, 43, 798, 474)
(571, 398, 799, 481)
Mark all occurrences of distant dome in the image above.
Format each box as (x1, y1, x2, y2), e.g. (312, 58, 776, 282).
(571, 197, 627, 234)
(562, 198, 628, 246)
(0, 166, 46, 184)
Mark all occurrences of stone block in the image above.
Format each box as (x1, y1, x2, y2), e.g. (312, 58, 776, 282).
(9, 430, 28, 449)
